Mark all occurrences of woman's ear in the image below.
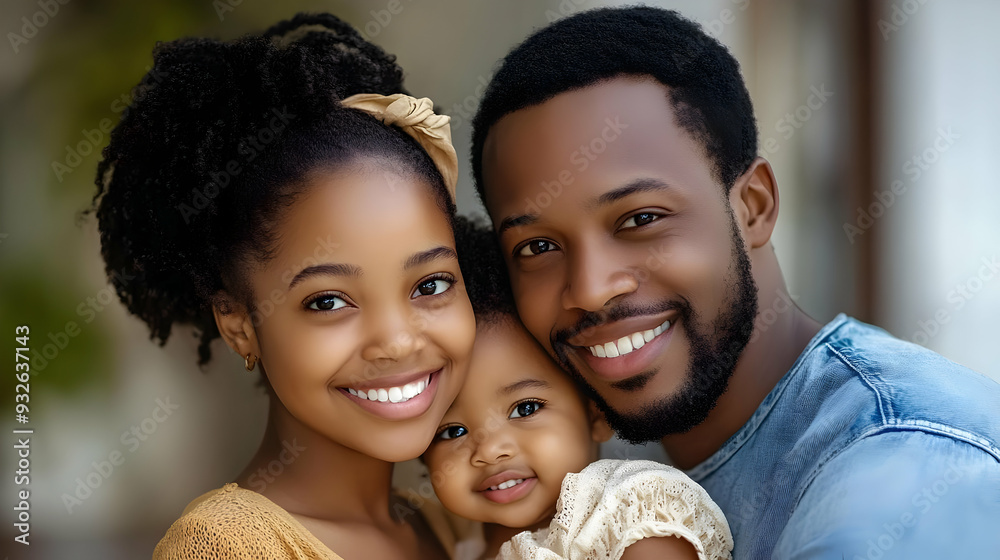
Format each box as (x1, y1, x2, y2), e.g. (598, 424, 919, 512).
(588, 401, 615, 443)
(729, 157, 779, 250)
(211, 291, 260, 362)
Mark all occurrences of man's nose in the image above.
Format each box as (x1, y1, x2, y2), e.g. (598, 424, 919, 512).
(561, 241, 639, 312)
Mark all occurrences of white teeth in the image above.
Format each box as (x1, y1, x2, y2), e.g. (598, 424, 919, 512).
(348, 375, 431, 404)
(402, 382, 418, 399)
(630, 332, 645, 350)
(616, 335, 633, 354)
(489, 478, 525, 491)
(588, 320, 671, 359)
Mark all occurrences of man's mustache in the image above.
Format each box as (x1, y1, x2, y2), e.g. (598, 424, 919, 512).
(552, 298, 692, 347)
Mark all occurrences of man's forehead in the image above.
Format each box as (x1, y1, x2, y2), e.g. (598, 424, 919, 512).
(481, 78, 714, 220)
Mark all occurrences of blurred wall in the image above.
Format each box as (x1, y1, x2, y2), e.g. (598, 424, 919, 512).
(1, 0, 996, 558)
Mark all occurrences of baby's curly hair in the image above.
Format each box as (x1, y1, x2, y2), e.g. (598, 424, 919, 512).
(91, 13, 454, 365)
(453, 215, 518, 328)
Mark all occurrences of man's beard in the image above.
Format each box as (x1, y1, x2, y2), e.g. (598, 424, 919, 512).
(552, 209, 759, 444)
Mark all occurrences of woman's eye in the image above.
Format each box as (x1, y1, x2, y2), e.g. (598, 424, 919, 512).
(517, 240, 556, 257)
(413, 277, 452, 298)
(306, 294, 348, 311)
(622, 212, 660, 229)
(436, 425, 468, 440)
(509, 400, 544, 419)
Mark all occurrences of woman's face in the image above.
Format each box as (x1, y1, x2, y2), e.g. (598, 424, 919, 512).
(245, 163, 475, 462)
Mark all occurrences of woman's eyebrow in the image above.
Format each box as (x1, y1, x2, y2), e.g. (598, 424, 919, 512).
(288, 263, 362, 290)
(498, 378, 551, 396)
(404, 245, 457, 270)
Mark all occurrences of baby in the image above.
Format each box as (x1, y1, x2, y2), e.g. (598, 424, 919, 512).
(421, 219, 733, 560)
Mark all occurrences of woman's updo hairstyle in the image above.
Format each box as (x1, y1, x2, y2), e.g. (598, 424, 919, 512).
(91, 13, 453, 365)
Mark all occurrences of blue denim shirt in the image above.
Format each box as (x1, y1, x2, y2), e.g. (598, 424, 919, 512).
(686, 314, 1000, 559)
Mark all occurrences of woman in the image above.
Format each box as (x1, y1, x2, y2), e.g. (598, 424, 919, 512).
(91, 12, 474, 559)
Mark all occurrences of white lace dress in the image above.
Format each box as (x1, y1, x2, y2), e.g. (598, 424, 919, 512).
(497, 459, 733, 560)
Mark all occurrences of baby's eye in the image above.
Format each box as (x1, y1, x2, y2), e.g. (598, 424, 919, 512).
(509, 400, 545, 419)
(306, 294, 348, 311)
(621, 212, 660, 229)
(517, 240, 556, 257)
(436, 425, 468, 440)
(412, 277, 453, 298)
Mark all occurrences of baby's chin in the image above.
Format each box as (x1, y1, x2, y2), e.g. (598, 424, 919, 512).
(482, 503, 557, 533)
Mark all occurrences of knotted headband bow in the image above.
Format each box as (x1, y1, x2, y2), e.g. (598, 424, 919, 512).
(340, 93, 458, 201)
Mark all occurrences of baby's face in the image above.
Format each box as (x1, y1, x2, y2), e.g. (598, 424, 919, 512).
(423, 320, 610, 529)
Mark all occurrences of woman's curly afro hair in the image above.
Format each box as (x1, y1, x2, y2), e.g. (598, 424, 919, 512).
(91, 13, 453, 366)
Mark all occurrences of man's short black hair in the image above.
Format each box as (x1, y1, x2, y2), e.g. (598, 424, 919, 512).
(471, 6, 758, 202)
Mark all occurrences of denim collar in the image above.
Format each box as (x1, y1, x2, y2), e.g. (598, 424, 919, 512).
(685, 313, 851, 481)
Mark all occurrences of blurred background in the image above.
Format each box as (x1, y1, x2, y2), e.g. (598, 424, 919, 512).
(1, 0, 998, 557)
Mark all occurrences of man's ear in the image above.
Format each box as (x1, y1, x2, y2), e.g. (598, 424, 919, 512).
(729, 157, 779, 249)
(211, 291, 260, 362)
(588, 401, 615, 444)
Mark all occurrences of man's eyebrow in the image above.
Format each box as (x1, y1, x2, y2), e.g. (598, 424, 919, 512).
(288, 263, 362, 290)
(404, 246, 457, 270)
(589, 178, 674, 208)
(496, 214, 538, 237)
(498, 378, 552, 396)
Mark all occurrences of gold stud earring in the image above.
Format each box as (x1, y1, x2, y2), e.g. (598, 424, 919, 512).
(244, 353, 258, 372)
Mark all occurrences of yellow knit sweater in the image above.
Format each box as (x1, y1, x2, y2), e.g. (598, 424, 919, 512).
(152, 483, 463, 559)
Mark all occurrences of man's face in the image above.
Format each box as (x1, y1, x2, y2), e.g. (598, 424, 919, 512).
(481, 76, 758, 443)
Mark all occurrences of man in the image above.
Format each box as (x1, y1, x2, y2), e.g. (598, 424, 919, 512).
(469, 6, 1000, 558)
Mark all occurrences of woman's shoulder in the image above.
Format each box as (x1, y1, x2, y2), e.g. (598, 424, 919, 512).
(152, 483, 343, 560)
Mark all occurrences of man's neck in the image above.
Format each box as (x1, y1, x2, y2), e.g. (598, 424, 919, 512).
(661, 302, 823, 470)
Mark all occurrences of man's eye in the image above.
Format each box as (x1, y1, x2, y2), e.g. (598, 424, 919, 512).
(306, 294, 348, 311)
(436, 425, 468, 440)
(412, 276, 453, 298)
(517, 240, 556, 257)
(509, 400, 545, 419)
(621, 212, 660, 229)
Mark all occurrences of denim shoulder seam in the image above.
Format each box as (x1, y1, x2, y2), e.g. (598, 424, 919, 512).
(790, 422, 1000, 512)
(825, 341, 891, 423)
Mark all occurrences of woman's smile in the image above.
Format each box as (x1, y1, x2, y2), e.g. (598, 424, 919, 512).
(340, 366, 445, 421)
